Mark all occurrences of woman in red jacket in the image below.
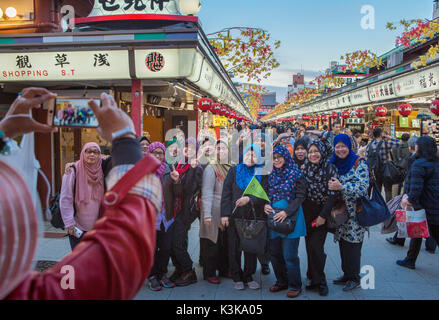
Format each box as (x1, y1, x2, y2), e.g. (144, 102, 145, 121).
(0, 88, 162, 300)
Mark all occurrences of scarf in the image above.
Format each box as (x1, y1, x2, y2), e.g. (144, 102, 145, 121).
(268, 146, 303, 203)
(236, 144, 262, 191)
(147, 142, 166, 179)
(302, 139, 339, 205)
(211, 140, 232, 184)
(330, 133, 360, 176)
(293, 137, 309, 169)
(75, 142, 104, 205)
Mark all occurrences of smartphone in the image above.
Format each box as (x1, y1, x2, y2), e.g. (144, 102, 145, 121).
(73, 227, 84, 239)
(47, 97, 100, 128)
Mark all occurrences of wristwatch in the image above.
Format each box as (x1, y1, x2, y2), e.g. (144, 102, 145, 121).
(112, 126, 136, 141)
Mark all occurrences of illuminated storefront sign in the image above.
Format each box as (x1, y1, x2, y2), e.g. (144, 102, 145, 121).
(89, 0, 180, 16)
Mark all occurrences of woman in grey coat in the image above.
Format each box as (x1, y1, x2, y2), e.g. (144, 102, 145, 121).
(200, 140, 231, 284)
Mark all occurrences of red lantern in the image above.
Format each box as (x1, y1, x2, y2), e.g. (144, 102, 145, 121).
(211, 103, 222, 115)
(302, 115, 310, 121)
(224, 108, 231, 118)
(331, 112, 338, 120)
(341, 111, 350, 119)
(197, 98, 212, 112)
(376, 106, 387, 117)
(355, 108, 365, 118)
(322, 115, 329, 122)
(218, 105, 227, 116)
(316, 116, 321, 122)
(431, 100, 439, 115)
(398, 104, 413, 117)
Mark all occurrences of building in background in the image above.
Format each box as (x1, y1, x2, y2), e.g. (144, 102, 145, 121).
(287, 72, 316, 98)
(258, 92, 277, 120)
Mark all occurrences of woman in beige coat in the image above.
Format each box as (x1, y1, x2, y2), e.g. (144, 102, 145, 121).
(200, 140, 231, 284)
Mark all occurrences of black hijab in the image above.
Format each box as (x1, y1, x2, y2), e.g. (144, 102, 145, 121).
(293, 137, 310, 169)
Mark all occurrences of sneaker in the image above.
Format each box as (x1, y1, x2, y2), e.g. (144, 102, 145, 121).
(396, 258, 416, 270)
(333, 276, 349, 285)
(148, 276, 162, 291)
(174, 269, 197, 287)
(160, 275, 176, 288)
(233, 281, 245, 290)
(343, 280, 360, 292)
(386, 237, 404, 247)
(247, 281, 260, 290)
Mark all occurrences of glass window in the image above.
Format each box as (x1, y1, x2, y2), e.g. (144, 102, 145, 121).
(0, 0, 34, 24)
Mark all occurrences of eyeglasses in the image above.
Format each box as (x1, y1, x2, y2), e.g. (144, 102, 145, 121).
(308, 150, 321, 155)
(152, 151, 165, 156)
(85, 150, 100, 155)
(273, 156, 284, 161)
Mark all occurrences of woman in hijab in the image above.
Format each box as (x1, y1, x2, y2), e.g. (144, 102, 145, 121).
(200, 140, 232, 284)
(329, 134, 369, 292)
(168, 137, 203, 287)
(293, 137, 309, 170)
(262, 146, 307, 298)
(299, 139, 340, 296)
(146, 142, 176, 291)
(221, 145, 267, 290)
(60, 142, 105, 250)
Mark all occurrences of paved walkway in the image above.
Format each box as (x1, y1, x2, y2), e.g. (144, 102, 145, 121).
(36, 220, 439, 300)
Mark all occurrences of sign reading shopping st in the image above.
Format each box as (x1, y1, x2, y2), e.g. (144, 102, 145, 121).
(90, 0, 180, 16)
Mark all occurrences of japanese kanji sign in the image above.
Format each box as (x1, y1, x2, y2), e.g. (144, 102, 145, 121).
(89, 0, 179, 16)
(393, 65, 439, 97)
(0, 50, 130, 81)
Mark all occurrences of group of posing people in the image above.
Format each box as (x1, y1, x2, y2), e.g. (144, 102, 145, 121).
(58, 120, 439, 299)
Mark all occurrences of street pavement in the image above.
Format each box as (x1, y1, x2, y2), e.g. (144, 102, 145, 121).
(35, 219, 439, 300)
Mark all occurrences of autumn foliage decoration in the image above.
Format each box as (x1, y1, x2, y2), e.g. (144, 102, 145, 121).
(340, 50, 384, 73)
(208, 28, 281, 83)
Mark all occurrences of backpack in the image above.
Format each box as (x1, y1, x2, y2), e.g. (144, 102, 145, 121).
(367, 140, 384, 179)
(49, 166, 77, 229)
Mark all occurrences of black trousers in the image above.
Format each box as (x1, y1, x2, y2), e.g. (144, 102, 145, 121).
(305, 227, 328, 285)
(200, 229, 229, 278)
(227, 219, 257, 283)
(339, 239, 363, 282)
(150, 223, 174, 278)
(376, 177, 393, 203)
(257, 230, 270, 266)
(171, 211, 198, 272)
(406, 224, 439, 263)
(68, 233, 85, 251)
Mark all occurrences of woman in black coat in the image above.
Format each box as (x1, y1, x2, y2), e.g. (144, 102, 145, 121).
(221, 145, 267, 290)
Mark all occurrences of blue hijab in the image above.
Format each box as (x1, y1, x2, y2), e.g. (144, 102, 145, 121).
(330, 134, 360, 175)
(236, 144, 262, 191)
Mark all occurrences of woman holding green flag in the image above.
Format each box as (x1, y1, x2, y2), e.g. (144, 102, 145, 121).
(262, 145, 307, 298)
(221, 144, 267, 290)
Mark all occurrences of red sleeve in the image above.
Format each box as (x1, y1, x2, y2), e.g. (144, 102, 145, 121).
(6, 195, 156, 300)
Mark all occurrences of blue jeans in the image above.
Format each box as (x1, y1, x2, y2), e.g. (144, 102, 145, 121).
(269, 237, 302, 290)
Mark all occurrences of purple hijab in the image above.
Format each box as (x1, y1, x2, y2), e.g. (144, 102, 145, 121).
(148, 142, 166, 179)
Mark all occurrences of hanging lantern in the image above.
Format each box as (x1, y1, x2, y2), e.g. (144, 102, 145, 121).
(219, 105, 227, 116)
(331, 112, 338, 120)
(341, 110, 350, 119)
(376, 106, 388, 117)
(321, 115, 329, 122)
(197, 98, 212, 112)
(355, 108, 365, 118)
(398, 104, 413, 117)
(224, 108, 231, 118)
(211, 103, 222, 115)
(431, 99, 439, 115)
(302, 115, 310, 121)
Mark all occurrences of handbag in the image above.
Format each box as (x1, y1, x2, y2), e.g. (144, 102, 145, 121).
(326, 199, 349, 229)
(356, 182, 391, 227)
(395, 207, 430, 239)
(267, 208, 297, 235)
(381, 195, 403, 234)
(234, 202, 267, 255)
(383, 152, 405, 185)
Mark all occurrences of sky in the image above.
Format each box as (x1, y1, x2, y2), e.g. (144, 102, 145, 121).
(198, 0, 435, 102)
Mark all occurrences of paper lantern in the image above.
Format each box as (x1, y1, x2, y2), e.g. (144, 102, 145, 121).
(431, 99, 439, 115)
(197, 98, 212, 112)
(224, 108, 231, 118)
(331, 112, 338, 120)
(376, 106, 387, 117)
(219, 105, 227, 116)
(341, 110, 350, 119)
(355, 108, 365, 118)
(322, 115, 329, 122)
(302, 115, 310, 121)
(398, 104, 413, 117)
(211, 103, 222, 115)
(316, 116, 321, 122)
(179, 0, 201, 15)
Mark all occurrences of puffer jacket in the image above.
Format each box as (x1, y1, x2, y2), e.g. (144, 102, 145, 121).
(407, 158, 439, 226)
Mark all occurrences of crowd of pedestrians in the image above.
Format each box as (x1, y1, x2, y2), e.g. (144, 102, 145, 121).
(1, 87, 439, 300)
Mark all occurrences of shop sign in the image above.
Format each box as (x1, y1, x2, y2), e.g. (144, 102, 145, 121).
(337, 94, 351, 107)
(89, 0, 179, 16)
(328, 98, 338, 109)
(349, 88, 370, 105)
(0, 50, 130, 81)
(190, 56, 214, 92)
(394, 66, 439, 97)
(368, 80, 396, 101)
(135, 48, 196, 79)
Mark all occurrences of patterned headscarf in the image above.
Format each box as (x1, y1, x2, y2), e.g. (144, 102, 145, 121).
(147, 142, 166, 179)
(302, 139, 339, 205)
(268, 146, 303, 203)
